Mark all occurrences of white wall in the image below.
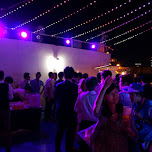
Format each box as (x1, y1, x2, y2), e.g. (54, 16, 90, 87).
(0, 38, 111, 87)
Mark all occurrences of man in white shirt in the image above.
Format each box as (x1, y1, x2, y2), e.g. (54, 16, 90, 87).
(74, 76, 98, 130)
(16, 72, 30, 89)
(43, 72, 55, 120)
(74, 76, 98, 152)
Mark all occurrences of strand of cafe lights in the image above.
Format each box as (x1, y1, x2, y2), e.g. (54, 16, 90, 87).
(113, 26, 152, 45)
(100, 20, 152, 44)
(51, 1, 131, 36)
(0, 0, 34, 19)
(83, 1, 152, 40)
(33, 0, 96, 33)
(85, 8, 152, 41)
(71, 1, 151, 39)
(11, 0, 71, 30)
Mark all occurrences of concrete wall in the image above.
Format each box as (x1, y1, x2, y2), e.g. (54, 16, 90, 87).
(0, 38, 111, 87)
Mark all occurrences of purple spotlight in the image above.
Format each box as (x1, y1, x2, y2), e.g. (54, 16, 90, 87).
(21, 31, 28, 38)
(91, 44, 96, 49)
(65, 39, 71, 45)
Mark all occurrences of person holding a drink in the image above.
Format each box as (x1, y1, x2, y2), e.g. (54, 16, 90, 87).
(89, 76, 138, 152)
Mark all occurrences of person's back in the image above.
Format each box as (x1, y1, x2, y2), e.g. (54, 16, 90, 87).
(55, 80, 78, 120)
(0, 70, 13, 152)
(55, 66, 78, 152)
(75, 76, 98, 124)
(0, 83, 9, 110)
(55, 72, 64, 88)
(119, 74, 134, 107)
(135, 98, 152, 141)
(141, 74, 152, 100)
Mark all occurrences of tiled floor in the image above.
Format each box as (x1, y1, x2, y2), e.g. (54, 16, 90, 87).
(0, 119, 66, 152)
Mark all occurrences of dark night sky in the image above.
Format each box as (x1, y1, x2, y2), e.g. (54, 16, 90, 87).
(0, 0, 152, 67)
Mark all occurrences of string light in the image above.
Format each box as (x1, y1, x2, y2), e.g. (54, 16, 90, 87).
(85, 8, 152, 41)
(0, 0, 34, 19)
(33, 1, 97, 33)
(70, 1, 151, 39)
(51, 1, 131, 36)
(11, 0, 71, 30)
(100, 20, 152, 43)
(114, 27, 152, 45)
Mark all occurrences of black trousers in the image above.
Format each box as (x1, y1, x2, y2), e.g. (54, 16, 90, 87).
(55, 117, 77, 152)
(44, 97, 55, 119)
(78, 120, 96, 152)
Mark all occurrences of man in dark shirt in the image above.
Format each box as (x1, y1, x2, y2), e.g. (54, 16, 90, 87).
(54, 72, 64, 88)
(55, 67, 78, 152)
(0, 70, 13, 152)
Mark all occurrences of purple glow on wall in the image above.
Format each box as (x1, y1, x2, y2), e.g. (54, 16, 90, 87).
(0, 22, 6, 37)
(21, 31, 28, 38)
(65, 39, 70, 45)
(91, 44, 96, 49)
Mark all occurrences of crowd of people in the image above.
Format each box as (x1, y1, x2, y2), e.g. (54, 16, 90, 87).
(0, 67, 152, 152)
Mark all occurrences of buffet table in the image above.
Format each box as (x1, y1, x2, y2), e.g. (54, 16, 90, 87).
(10, 105, 42, 131)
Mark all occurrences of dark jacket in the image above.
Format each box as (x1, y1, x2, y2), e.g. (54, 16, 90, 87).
(143, 83, 152, 100)
(0, 83, 9, 110)
(55, 80, 78, 121)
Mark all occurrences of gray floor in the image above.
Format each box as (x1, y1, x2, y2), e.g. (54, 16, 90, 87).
(0, 118, 66, 152)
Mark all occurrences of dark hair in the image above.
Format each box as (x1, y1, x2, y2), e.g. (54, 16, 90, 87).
(102, 101, 123, 117)
(101, 70, 112, 80)
(105, 83, 116, 95)
(134, 76, 141, 83)
(82, 73, 89, 79)
(120, 74, 134, 86)
(64, 66, 75, 79)
(4, 76, 13, 84)
(48, 72, 53, 78)
(141, 74, 151, 83)
(36, 72, 41, 77)
(54, 72, 57, 77)
(97, 73, 101, 81)
(102, 83, 123, 117)
(58, 72, 64, 78)
(85, 76, 98, 91)
(0, 70, 4, 80)
(24, 73, 30, 79)
(113, 74, 120, 84)
(73, 72, 77, 78)
(77, 72, 82, 78)
(80, 79, 86, 91)
(135, 92, 144, 98)
(24, 84, 33, 92)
